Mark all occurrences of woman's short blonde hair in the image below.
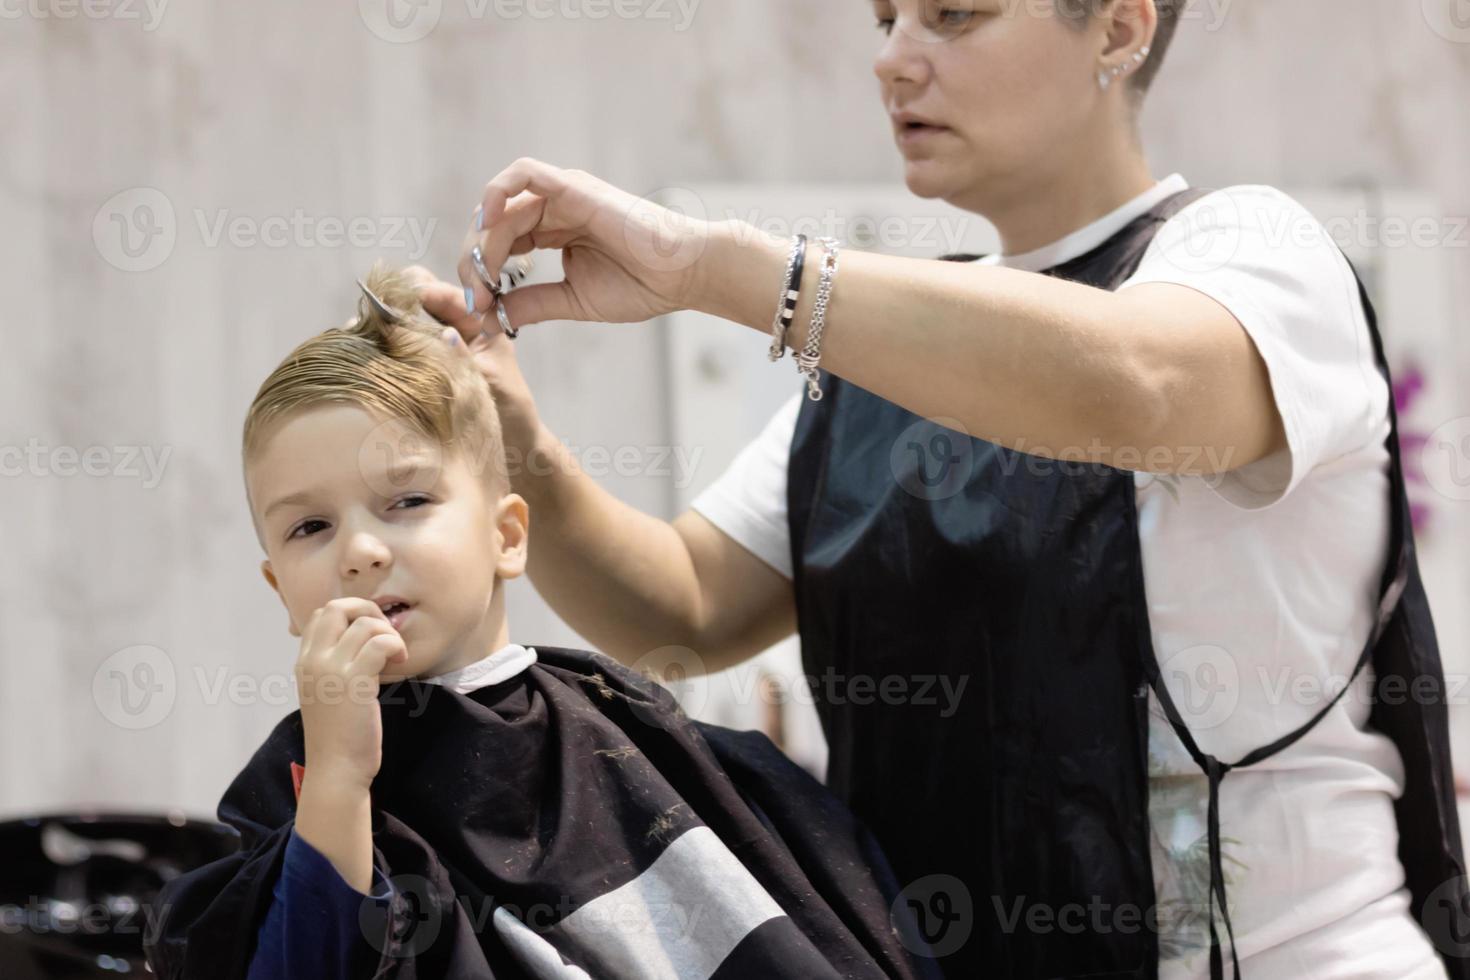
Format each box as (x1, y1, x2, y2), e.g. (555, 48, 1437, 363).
(241, 262, 507, 519)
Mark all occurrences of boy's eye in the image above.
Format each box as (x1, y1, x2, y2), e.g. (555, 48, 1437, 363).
(286, 495, 433, 541)
(288, 519, 328, 541)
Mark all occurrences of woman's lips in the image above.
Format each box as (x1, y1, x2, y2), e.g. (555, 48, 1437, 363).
(898, 123, 951, 147)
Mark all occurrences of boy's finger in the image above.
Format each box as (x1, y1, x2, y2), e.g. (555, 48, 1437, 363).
(331, 615, 396, 667)
(352, 632, 409, 677)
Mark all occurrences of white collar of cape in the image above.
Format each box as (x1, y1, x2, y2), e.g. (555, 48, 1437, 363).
(418, 642, 538, 696)
(973, 172, 1189, 273)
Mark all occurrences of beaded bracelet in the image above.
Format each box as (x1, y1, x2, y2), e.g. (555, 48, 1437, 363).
(767, 234, 808, 362)
(795, 237, 840, 401)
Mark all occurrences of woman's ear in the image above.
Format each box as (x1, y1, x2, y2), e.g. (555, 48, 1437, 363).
(1099, 0, 1156, 61)
(260, 561, 301, 637)
(493, 493, 531, 581)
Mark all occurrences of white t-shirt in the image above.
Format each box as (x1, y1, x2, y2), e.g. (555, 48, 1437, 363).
(689, 175, 1446, 978)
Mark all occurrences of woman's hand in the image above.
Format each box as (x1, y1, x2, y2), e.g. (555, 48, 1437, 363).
(295, 598, 409, 791)
(410, 266, 543, 455)
(458, 159, 716, 329)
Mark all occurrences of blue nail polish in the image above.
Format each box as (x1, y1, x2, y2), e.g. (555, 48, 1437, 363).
(475, 208, 484, 233)
(464, 286, 476, 313)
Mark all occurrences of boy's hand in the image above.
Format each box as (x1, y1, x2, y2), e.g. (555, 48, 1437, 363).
(295, 598, 409, 790)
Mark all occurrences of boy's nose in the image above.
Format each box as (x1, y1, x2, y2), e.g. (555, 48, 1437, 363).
(342, 533, 392, 578)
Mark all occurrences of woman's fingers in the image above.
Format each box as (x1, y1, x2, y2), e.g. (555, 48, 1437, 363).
(456, 158, 705, 328)
(498, 279, 580, 331)
(476, 158, 570, 231)
(459, 189, 548, 315)
(417, 275, 482, 346)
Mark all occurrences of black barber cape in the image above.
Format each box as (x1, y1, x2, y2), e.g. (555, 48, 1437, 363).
(144, 647, 943, 980)
(787, 186, 1470, 979)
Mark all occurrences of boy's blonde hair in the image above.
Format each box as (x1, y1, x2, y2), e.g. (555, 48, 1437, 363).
(242, 263, 507, 530)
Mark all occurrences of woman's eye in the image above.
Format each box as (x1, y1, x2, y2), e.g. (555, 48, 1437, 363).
(876, 9, 974, 36)
(929, 9, 974, 29)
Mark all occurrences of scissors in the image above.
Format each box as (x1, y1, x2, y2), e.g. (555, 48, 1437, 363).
(470, 245, 534, 340)
(356, 250, 535, 341)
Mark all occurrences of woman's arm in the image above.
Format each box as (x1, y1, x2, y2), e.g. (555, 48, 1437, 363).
(460, 159, 1284, 478)
(697, 223, 1285, 476)
(513, 424, 796, 674)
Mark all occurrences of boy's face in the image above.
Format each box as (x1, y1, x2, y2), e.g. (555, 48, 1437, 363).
(249, 404, 528, 682)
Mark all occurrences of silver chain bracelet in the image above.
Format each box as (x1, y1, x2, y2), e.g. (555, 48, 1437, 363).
(795, 237, 840, 401)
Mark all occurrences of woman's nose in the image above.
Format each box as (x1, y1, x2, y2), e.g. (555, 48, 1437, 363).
(873, 22, 934, 88)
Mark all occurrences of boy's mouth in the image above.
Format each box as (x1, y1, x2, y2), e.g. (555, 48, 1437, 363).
(373, 597, 415, 630)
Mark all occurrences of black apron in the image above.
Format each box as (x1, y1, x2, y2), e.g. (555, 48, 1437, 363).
(786, 186, 1470, 979)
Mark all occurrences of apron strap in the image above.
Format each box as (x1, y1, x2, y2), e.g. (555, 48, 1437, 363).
(1140, 260, 1411, 980)
(1144, 608, 1389, 980)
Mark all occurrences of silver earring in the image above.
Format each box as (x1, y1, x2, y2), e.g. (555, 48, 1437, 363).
(1100, 43, 1150, 91)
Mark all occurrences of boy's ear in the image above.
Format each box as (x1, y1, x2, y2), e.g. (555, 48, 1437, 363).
(260, 561, 302, 638)
(494, 493, 530, 581)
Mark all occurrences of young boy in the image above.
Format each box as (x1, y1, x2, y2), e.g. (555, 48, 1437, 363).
(143, 266, 938, 980)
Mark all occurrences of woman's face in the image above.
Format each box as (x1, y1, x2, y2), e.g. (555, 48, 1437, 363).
(871, 0, 1105, 208)
(249, 404, 528, 682)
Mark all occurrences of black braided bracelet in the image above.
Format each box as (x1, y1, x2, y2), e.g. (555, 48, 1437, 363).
(767, 233, 808, 362)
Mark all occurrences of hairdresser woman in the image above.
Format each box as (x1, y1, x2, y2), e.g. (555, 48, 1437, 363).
(414, 1, 1465, 977)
